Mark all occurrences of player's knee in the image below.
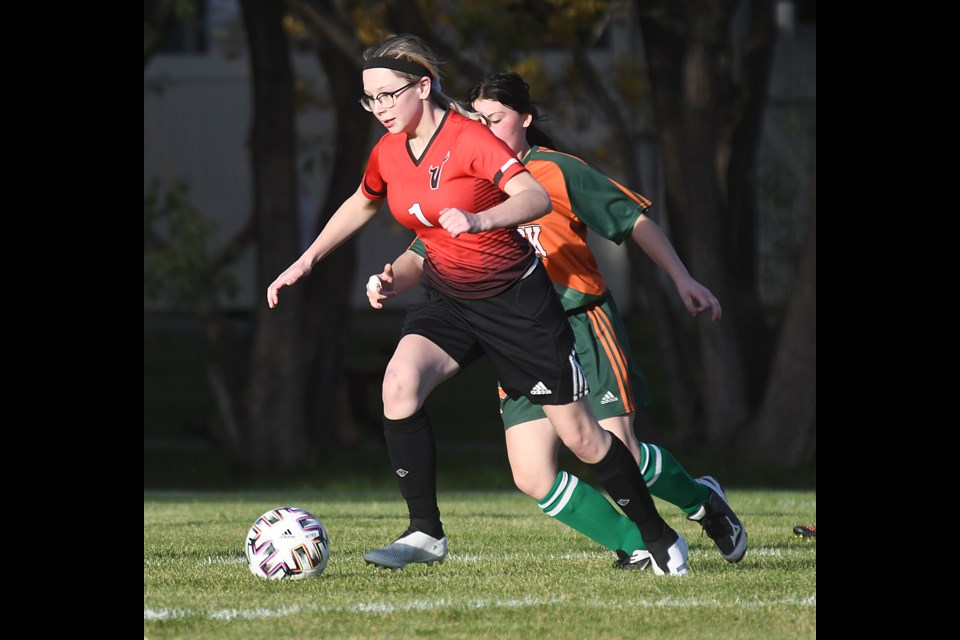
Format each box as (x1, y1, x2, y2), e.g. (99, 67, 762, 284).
(381, 365, 421, 417)
(513, 472, 550, 499)
(560, 429, 610, 464)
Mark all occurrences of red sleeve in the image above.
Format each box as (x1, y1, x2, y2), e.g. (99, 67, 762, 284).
(463, 121, 526, 189)
(361, 138, 387, 200)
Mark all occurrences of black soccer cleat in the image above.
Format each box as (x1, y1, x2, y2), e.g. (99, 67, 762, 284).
(688, 476, 748, 563)
(613, 549, 652, 571)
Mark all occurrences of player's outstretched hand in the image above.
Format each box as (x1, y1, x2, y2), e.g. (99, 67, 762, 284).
(267, 263, 311, 308)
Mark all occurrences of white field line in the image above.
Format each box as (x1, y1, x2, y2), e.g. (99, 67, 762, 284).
(145, 594, 815, 621)
(454, 547, 793, 563)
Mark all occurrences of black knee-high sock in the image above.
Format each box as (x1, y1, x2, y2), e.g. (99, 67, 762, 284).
(590, 436, 671, 547)
(383, 408, 444, 538)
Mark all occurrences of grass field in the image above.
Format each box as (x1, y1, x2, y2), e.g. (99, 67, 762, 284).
(144, 489, 816, 639)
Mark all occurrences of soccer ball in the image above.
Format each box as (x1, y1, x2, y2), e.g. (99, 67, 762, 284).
(245, 506, 330, 580)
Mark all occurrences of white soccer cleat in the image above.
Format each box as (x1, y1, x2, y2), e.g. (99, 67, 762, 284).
(649, 530, 689, 576)
(363, 529, 448, 570)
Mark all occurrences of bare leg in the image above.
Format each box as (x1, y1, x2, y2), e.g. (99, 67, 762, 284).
(506, 418, 647, 561)
(543, 399, 687, 575)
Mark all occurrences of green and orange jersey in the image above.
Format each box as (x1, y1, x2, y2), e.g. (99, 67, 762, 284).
(409, 145, 650, 311)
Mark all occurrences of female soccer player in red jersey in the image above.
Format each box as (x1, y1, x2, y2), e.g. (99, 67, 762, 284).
(267, 36, 687, 575)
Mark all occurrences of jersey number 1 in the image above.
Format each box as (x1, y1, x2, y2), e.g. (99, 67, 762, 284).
(408, 203, 433, 227)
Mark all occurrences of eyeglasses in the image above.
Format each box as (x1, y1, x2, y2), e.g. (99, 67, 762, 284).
(359, 81, 418, 112)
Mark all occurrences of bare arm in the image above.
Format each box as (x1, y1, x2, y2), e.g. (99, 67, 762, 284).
(631, 213, 721, 321)
(365, 249, 425, 309)
(437, 172, 551, 237)
(267, 186, 381, 308)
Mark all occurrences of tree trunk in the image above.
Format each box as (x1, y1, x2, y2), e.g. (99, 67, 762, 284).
(144, 0, 176, 68)
(637, 0, 815, 468)
(240, 0, 310, 471)
(726, 0, 779, 406)
(301, 1, 372, 453)
(638, 0, 750, 445)
(750, 163, 816, 469)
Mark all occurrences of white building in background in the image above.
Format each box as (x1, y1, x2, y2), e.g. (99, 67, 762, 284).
(144, 1, 814, 313)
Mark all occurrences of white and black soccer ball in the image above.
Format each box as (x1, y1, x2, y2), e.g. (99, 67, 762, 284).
(245, 506, 330, 580)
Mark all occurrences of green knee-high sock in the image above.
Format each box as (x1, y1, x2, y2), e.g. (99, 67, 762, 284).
(537, 471, 646, 553)
(640, 442, 709, 515)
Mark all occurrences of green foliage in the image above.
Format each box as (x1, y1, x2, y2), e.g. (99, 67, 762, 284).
(144, 490, 816, 639)
(143, 178, 239, 309)
(143, 328, 216, 440)
(613, 54, 649, 105)
(541, 0, 610, 44)
(171, 0, 197, 20)
(444, 0, 548, 62)
(144, 0, 201, 58)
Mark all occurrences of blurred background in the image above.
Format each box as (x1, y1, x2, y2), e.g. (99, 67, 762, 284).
(144, 0, 816, 490)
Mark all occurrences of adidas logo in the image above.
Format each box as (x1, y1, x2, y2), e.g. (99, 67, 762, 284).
(617, 498, 630, 507)
(530, 381, 552, 395)
(396, 469, 409, 477)
(600, 391, 619, 405)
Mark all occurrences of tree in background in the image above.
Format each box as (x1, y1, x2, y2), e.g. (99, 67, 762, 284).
(635, 1, 814, 468)
(144, 0, 814, 474)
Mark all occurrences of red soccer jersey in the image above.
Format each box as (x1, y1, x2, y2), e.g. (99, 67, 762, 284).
(361, 111, 534, 298)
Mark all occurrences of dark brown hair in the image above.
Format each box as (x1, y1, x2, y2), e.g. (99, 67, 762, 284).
(468, 72, 556, 149)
